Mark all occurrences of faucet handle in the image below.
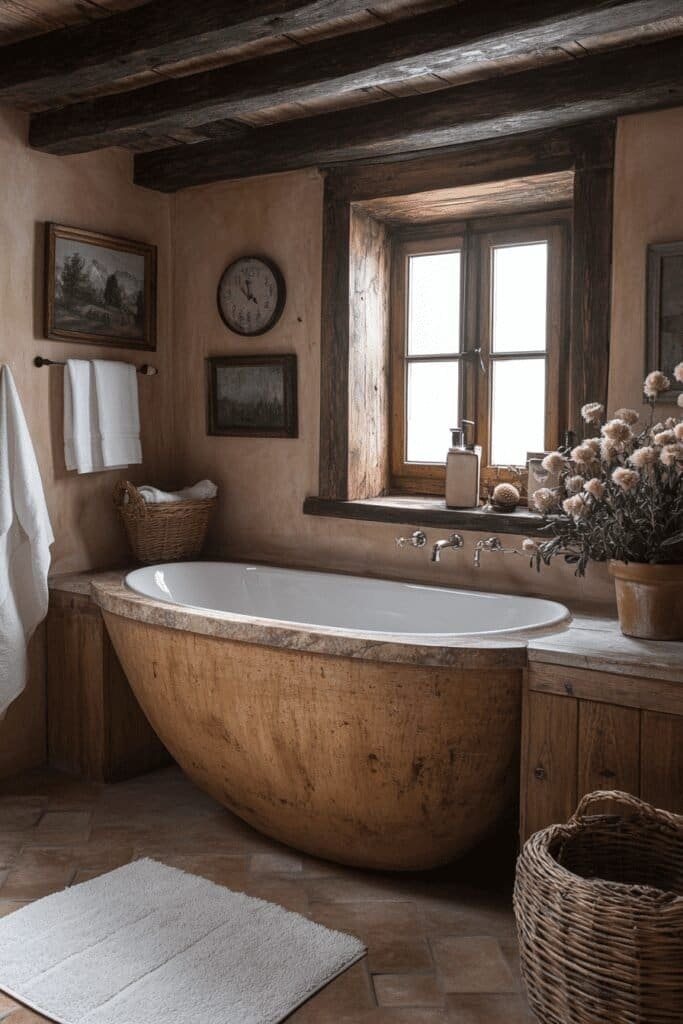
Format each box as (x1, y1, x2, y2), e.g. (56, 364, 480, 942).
(447, 532, 464, 549)
(396, 530, 427, 549)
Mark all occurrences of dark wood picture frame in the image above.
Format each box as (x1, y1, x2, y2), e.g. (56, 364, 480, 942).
(647, 241, 683, 402)
(44, 222, 157, 350)
(207, 354, 298, 438)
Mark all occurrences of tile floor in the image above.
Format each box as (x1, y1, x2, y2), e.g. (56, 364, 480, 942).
(0, 766, 535, 1023)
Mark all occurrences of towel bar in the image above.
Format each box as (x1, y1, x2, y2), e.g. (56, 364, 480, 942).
(34, 356, 158, 376)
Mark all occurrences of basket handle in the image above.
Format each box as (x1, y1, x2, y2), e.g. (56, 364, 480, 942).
(113, 479, 145, 510)
(570, 790, 681, 830)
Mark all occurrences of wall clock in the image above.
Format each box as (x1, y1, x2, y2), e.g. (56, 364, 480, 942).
(217, 256, 286, 336)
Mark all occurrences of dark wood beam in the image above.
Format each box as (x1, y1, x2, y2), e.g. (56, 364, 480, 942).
(29, 0, 682, 154)
(0, 0, 374, 106)
(134, 36, 683, 192)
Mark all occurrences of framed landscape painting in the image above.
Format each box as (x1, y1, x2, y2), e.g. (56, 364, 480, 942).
(44, 223, 157, 350)
(207, 355, 298, 437)
(647, 241, 683, 402)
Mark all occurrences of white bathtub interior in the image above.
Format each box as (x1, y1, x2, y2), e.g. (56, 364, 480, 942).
(125, 562, 571, 639)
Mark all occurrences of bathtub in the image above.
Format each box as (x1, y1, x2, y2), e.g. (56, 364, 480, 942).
(93, 562, 570, 870)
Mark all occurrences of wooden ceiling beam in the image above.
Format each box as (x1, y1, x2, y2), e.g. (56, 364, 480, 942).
(0, 0, 374, 106)
(29, 0, 683, 154)
(133, 36, 683, 192)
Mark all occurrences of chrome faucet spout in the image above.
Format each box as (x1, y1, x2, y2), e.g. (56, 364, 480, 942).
(430, 533, 464, 563)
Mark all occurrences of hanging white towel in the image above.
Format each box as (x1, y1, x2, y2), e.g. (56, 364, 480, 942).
(93, 359, 142, 468)
(64, 359, 141, 473)
(64, 359, 106, 473)
(0, 366, 54, 717)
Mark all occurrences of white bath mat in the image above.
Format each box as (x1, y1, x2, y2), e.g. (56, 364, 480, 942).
(0, 858, 366, 1024)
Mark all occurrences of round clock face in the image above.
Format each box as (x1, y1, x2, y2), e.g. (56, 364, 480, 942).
(217, 256, 286, 336)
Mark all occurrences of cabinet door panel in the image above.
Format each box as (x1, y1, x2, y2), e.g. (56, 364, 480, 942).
(578, 700, 640, 814)
(641, 711, 683, 815)
(521, 690, 578, 841)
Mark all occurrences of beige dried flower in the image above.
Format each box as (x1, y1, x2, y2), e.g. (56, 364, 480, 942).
(678, 394, 683, 408)
(629, 446, 658, 468)
(675, 423, 683, 442)
(613, 408, 639, 425)
(522, 538, 539, 554)
(612, 467, 639, 491)
(570, 444, 596, 465)
(541, 452, 566, 473)
(674, 362, 683, 384)
(654, 429, 676, 446)
(600, 437, 619, 462)
(665, 417, 677, 429)
(660, 443, 683, 468)
(532, 487, 558, 513)
(601, 419, 632, 444)
(566, 474, 584, 493)
(562, 494, 589, 518)
(584, 478, 606, 500)
(644, 370, 671, 398)
(581, 402, 604, 424)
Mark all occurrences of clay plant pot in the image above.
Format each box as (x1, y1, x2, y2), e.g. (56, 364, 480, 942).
(608, 561, 683, 641)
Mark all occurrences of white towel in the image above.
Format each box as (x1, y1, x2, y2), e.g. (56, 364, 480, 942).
(93, 360, 142, 468)
(0, 366, 54, 717)
(137, 479, 218, 504)
(64, 359, 141, 473)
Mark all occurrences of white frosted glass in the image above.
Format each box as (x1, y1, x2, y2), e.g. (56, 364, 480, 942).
(491, 358, 545, 466)
(492, 242, 548, 353)
(406, 360, 459, 463)
(407, 252, 461, 355)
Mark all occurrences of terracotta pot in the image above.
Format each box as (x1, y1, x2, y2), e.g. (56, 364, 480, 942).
(608, 561, 683, 641)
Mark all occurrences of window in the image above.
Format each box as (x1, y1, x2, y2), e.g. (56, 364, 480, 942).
(390, 215, 569, 496)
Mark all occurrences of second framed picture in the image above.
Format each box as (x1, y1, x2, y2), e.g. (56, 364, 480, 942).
(207, 355, 298, 437)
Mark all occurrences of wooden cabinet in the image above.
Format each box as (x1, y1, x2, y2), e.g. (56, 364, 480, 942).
(47, 588, 170, 783)
(520, 662, 683, 841)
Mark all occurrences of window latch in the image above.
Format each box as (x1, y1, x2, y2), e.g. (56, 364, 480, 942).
(462, 347, 487, 374)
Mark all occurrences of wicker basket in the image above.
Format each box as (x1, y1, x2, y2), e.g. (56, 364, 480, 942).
(514, 790, 683, 1024)
(114, 480, 216, 564)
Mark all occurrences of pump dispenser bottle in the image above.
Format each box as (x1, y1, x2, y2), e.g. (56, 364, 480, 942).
(445, 419, 481, 509)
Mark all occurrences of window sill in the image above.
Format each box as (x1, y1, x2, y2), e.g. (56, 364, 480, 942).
(303, 495, 549, 537)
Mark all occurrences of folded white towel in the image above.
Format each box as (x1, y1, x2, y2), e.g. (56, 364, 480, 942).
(64, 359, 106, 473)
(93, 359, 142, 468)
(0, 366, 54, 716)
(137, 479, 218, 504)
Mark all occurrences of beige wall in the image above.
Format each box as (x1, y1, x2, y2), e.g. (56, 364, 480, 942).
(0, 105, 173, 776)
(0, 105, 174, 575)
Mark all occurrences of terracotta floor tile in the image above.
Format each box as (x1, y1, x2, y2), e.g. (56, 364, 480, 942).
(445, 994, 536, 1022)
(28, 811, 92, 845)
(241, 877, 311, 915)
(0, 849, 76, 900)
(305, 875, 415, 904)
(288, 961, 375, 1021)
(431, 937, 518, 994)
(1, 1009, 53, 1023)
(309, 901, 432, 973)
(0, 900, 28, 918)
(374, 973, 445, 1007)
(135, 850, 250, 888)
(0, 800, 44, 831)
(250, 850, 303, 874)
(0, 993, 19, 1014)
(417, 889, 517, 941)
(0, 842, 22, 870)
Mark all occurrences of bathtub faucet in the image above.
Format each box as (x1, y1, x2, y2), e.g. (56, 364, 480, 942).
(473, 536, 520, 568)
(430, 533, 464, 563)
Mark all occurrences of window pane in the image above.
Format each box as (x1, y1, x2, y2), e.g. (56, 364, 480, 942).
(406, 360, 459, 463)
(492, 242, 548, 353)
(491, 358, 545, 465)
(407, 251, 461, 355)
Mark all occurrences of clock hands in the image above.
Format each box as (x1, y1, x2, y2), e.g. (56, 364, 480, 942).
(240, 279, 258, 304)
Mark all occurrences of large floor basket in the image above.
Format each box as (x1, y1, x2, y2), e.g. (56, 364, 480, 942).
(114, 480, 216, 563)
(514, 790, 683, 1024)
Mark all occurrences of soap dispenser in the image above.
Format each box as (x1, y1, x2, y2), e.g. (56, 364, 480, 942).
(445, 420, 481, 509)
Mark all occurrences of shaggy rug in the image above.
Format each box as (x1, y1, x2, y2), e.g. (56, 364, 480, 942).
(0, 857, 365, 1024)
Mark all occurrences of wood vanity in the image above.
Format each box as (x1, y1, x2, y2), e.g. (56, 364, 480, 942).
(522, 622, 683, 839)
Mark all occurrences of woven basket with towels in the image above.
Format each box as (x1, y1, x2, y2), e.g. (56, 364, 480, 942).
(514, 790, 683, 1024)
(114, 480, 217, 564)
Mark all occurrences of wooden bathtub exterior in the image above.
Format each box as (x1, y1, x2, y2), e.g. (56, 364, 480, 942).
(102, 603, 525, 871)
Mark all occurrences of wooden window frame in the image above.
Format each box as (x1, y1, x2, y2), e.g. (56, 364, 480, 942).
(389, 214, 570, 496)
(316, 122, 614, 504)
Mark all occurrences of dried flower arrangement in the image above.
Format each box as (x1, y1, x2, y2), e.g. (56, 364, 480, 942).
(524, 363, 683, 576)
